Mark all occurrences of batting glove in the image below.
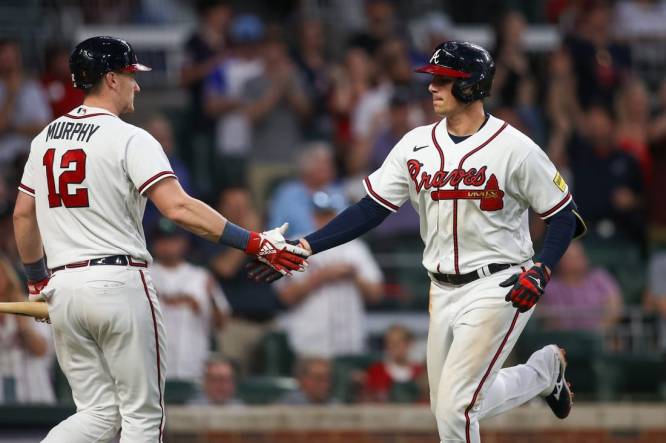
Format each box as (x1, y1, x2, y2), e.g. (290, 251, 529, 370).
(244, 223, 310, 276)
(246, 238, 309, 283)
(499, 264, 550, 313)
(27, 277, 50, 302)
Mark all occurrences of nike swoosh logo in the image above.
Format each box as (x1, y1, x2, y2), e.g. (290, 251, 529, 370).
(528, 276, 543, 291)
(413, 145, 428, 152)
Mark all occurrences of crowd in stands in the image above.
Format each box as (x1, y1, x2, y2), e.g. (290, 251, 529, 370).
(0, 0, 666, 405)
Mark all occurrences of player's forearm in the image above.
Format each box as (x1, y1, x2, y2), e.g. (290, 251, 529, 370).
(13, 206, 45, 264)
(164, 195, 227, 242)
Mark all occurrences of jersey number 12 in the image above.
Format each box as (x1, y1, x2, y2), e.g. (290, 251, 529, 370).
(42, 148, 89, 208)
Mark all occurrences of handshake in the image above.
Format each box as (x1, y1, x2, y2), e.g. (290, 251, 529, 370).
(244, 223, 311, 282)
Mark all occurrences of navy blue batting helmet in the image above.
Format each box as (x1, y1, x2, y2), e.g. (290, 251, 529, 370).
(415, 41, 495, 103)
(69, 36, 151, 90)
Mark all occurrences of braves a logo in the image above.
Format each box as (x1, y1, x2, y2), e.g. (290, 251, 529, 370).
(429, 49, 442, 64)
(407, 159, 504, 211)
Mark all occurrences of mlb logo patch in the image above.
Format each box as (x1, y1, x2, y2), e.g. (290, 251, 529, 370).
(553, 172, 567, 192)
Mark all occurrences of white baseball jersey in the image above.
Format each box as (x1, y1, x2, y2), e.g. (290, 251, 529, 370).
(364, 114, 570, 275)
(18, 105, 176, 268)
(150, 262, 230, 381)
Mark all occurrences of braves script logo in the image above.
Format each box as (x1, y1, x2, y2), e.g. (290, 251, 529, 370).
(407, 159, 504, 211)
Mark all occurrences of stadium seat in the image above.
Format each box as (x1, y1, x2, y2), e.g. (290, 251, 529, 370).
(164, 379, 198, 405)
(237, 376, 298, 404)
(255, 331, 295, 376)
(594, 352, 666, 401)
(389, 381, 421, 403)
(516, 330, 602, 397)
(332, 354, 381, 402)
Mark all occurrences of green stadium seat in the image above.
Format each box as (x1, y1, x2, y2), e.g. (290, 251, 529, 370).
(332, 354, 381, 403)
(594, 353, 666, 401)
(164, 379, 198, 405)
(237, 376, 298, 404)
(516, 330, 603, 397)
(389, 381, 421, 403)
(255, 331, 295, 376)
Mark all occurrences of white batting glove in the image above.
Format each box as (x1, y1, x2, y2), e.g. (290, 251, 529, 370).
(244, 223, 310, 276)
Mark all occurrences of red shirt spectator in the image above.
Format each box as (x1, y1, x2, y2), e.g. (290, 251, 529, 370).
(363, 325, 423, 402)
(41, 45, 83, 117)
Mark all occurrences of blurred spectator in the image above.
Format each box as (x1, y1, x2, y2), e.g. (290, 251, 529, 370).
(293, 17, 334, 139)
(0, 40, 51, 177)
(40, 44, 84, 118)
(362, 325, 424, 403)
(267, 142, 347, 236)
(646, 251, 666, 319)
(563, 1, 631, 110)
(614, 0, 666, 89)
(491, 11, 544, 143)
(541, 241, 623, 332)
(329, 45, 380, 172)
(150, 218, 230, 383)
(0, 255, 55, 404)
(189, 355, 243, 406)
(279, 357, 335, 405)
(546, 47, 583, 171)
(204, 14, 264, 188)
(143, 114, 194, 233)
(243, 30, 311, 169)
(615, 78, 652, 186)
(648, 79, 666, 241)
(208, 188, 283, 375)
(348, 0, 401, 54)
(492, 11, 532, 108)
(614, 0, 666, 39)
(180, 0, 231, 129)
(0, 177, 18, 265)
(276, 191, 383, 358)
(567, 106, 645, 243)
(368, 91, 420, 239)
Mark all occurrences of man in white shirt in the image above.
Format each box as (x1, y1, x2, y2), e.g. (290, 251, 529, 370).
(150, 218, 230, 382)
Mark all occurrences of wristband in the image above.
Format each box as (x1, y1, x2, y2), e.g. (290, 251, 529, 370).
(23, 257, 49, 281)
(218, 222, 251, 251)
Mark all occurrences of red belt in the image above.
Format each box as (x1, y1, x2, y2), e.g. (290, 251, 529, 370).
(51, 255, 147, 273)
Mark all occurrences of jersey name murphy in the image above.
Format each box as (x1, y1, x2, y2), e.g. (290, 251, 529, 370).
(45, 121, 100, 142)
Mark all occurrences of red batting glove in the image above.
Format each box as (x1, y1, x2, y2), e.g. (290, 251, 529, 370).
(27, 277, 50, 302)
(500, 264, 550, 313)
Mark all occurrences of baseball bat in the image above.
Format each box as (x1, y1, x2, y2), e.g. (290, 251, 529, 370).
(0, 302, 49, 319)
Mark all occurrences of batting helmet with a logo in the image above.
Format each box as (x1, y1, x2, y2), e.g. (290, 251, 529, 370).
(415, 41, 495, 103)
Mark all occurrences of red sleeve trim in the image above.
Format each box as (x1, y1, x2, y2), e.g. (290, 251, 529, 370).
(138, 171, 177, 194)
(363, 177, 399, 212)
(538, 192, 572, 219)
(18, 183, 35, 196)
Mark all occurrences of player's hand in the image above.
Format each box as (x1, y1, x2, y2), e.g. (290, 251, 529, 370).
(27, 277, 50, 302)
(246, 238, 311, 283)
(244, 223, 310, 276)
(499, 264, 550, 313)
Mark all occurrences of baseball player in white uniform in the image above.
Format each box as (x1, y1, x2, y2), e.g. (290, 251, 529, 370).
(249, 41, 586, 442)
(12, 36, 307, 443)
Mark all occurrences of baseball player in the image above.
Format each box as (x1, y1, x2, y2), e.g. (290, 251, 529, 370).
(250, 41, 586, 443)
(12, 36, 307, 443)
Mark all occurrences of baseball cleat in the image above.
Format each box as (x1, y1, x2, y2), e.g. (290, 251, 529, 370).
(544, 345, 573, 419)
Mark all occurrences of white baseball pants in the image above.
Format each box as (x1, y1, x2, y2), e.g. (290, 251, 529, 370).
(41, 266, 167, 443)
(427, 264, 558, 443)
